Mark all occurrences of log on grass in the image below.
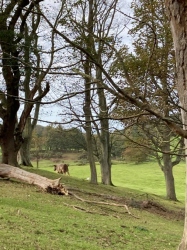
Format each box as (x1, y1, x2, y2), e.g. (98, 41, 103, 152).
(0, 164, 68, 195)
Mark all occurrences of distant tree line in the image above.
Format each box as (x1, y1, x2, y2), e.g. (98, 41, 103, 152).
(30, 125, 86, 158)
(30, 124, 153, 163)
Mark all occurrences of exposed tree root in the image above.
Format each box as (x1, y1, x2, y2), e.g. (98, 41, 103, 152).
(69, 191, 139, 219)
(63, 202, 109, 216)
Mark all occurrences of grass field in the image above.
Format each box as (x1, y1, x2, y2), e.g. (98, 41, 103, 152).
(32, 159, 186, 202)
(0, 159, 186, 250)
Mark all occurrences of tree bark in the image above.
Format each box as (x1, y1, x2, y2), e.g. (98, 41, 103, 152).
(83, 66, 98, 184)
(20, 137, 33, 167)
(19, 11, 43, 167)
(1, 128, 20, 167)
(98, 108, 112, 185)
(86, 130, 98, 184)
(161, 134, 177, 201)
(165, 0, 187, 248)
(20, 116, 36, 167)
(0, 164, 68, 195)
(96, 63, 113, 185)
(178, 141, 187, 249)
(81, 0, 98, 185)
(162, 166, 177, 201)
(100, 154, 112, 185)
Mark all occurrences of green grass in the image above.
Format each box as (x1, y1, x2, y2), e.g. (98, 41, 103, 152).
(110, 161, 186, 201)
(1, 160, 185, 249)
(33, 159, 186, 201)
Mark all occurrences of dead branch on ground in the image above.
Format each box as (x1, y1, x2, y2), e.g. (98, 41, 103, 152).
(69, 191, 139, 219)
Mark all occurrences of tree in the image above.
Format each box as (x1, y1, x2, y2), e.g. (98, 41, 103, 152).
(0, 1, 69, 193)
(58, 0, 124, 185)
(45, 125, 65, 151)
(39, 0, 116, 184)
(110, 131, 126, 159)
(122, 126, 152, 163)
(109, 0, 184, 200)
(65, 128, 87, 151)
(81, 0, 98, 184)
(0, 0, 50, 167)
(164, 1, 187, 249)
(42, 125, 86, 152)
(20, 6, 43, 167)
(79, 0, 114, 185)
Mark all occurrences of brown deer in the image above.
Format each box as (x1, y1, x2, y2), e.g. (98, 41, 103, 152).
(54, 164, 70, 175)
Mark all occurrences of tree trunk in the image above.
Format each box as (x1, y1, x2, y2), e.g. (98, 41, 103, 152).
(81, 0, 98, 185)
(100, 126, 113, 185)
(20, 116, 34, 167)
(161, 139, 177, 201)
(20, 137, 33, 167)
(0, 164, 68, 195)
(83, 70, 98, 184)
(20, 14, 43, 167)
(86, 130, 98, 184)
(96, 63, 113, 185)
(1, 130, 20, 167)
(165, 1, 187, 248)
(1, 146, 19, 167)
(82, 58, 98, 184)
(163, 167, 177, 201)
(178, 139, 187, 250)
(100, 157, 112, 185)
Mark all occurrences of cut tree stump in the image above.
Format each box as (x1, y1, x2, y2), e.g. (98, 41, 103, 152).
(0, 164, 68, 195)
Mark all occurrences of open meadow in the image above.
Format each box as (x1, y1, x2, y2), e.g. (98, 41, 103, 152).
(33, 157, 186, 202)
(0, 157, 185, 250)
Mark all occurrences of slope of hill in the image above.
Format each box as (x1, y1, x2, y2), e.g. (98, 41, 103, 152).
(0, 167, 184, 250)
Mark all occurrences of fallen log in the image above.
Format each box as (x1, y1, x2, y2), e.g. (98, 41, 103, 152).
(0, 164, 68, 195)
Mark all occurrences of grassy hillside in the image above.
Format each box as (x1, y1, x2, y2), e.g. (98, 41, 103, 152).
(32, 158, 186, 201)
(0, 161, 185, 250)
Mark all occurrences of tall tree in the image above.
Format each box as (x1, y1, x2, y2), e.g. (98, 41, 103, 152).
(109, 0, 183, 200)
(80, 0, 114, 185)
(0, 1, 69, 194)
(0, 0, 59, 167)
(0, 0, 49, 167)
(164, 1, 187, 249)
(20, 5, 42, 167)
(82, 0, 98, 184)
(60, 0, 122, 185)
